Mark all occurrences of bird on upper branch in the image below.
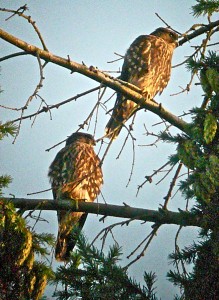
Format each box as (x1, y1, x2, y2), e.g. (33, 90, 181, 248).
(105, 27, 178, 139)
(48, 132, 103, 262)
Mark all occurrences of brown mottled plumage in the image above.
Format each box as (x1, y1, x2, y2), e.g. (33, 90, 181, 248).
(48, 132, 103, 262)
(105, 27, 178, 139)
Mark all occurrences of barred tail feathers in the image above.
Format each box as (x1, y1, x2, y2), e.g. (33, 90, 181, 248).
(55, 231, 76, 262)
(55, 212, 87, 262)
(105, 99, 138, 140)
(105, 117, 123, 140)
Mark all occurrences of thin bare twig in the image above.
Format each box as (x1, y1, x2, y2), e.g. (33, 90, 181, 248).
(126, 130, 136, 188)
(156, 163, 176, 185)
(172, 45, 202, 68)
(27, 188, 52, 196)
(170, 71, 197, 96)
(10, 86, 101, 123)
(152, 112, 191, 127)
(12, 52, 45, 142)
(78, 96, 102, 132)
(163, 162, 183, 209)
(0, 104, 22, 111)
(0, 5, 48, 50)
(174, 226, 188, 277)
(32, 95, 52, 125)
(107, 52, 124, 64)
(45, 138, 66, 152)
(155, 13, 181, 35)
(93, 85, 107, 135)
(125, 224, 160, 269)
(116, 116, 136, 161)
(207, 41, 219, 47)
(103, 91, 116, 105)
(99, 137, 114, 164)
(137, 161, 171, 196)
(138, 123, 171, 148)
(101, 70, 121, 74)
(4, 4, 28, 20)
(91, 219, 133, 246)
(0, 51, 29, 62)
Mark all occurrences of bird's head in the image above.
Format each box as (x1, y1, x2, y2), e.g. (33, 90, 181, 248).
(66, 132, 95, 146)
(150, 27, 178, 47)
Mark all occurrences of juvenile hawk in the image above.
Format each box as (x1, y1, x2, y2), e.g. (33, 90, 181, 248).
(48, 132, 103, 262)
(105, 27, 178, 139)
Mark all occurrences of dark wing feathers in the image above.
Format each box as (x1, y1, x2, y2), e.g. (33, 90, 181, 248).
(121, 35, 151, 83)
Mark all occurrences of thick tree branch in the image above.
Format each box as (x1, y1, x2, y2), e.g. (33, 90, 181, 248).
(2, 197, 203, 228)
(179, 19, 219, 46)
(0, 28, 189, 134)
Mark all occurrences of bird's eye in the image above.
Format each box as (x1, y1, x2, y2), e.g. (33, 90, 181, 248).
(169, 32, 177, 39)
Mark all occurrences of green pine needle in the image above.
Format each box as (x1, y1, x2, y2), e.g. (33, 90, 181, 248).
(192, 0, 219, 17)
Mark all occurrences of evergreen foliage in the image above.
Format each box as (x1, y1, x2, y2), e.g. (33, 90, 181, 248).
(161, 48, 219, 300)
(192, 0, 219, 17)
(0, 194, 55, 300)
(0, 90, 54, 300)
(53, 232, 158, 300)
(0, 121, 16, 196)
(0, 121, 17, 140)
(153, 3, 219, 297)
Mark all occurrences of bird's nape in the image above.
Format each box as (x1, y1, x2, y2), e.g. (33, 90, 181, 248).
(66, 132, 95, 146)
(150, 27, 178, 44)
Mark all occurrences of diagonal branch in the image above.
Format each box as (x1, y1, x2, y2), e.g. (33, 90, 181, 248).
(179, 19, 219, 46)
(2, 197, 203, 228)
(163, 162, 183, 209)
(0, 28, 189, 135)
(125, 224, 161, 269)
(10, 86, 101, 123)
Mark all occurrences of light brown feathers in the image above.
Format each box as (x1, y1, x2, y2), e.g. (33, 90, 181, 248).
(48, 132, 103, 262)
(105, 27, 178, 139)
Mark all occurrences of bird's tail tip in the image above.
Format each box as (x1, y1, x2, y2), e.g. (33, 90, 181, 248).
(105, 120, 122, 140)
(55, 240, 70, 262)
(55, 233, 77, 262)
(104, 128, 118, 140)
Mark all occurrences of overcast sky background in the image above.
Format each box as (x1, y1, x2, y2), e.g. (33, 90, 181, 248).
(1, 1, 218, 299)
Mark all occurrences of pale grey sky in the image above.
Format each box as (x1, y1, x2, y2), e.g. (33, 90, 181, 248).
(1, 1, 217, 298)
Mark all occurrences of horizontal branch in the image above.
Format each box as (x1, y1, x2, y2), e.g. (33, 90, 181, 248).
(3, 197, 203, 228)
(0, 28, 189, 134)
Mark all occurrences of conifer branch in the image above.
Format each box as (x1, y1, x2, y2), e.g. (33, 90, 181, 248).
(0, 28, 189, 134)
(2, 197, 203, 228)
